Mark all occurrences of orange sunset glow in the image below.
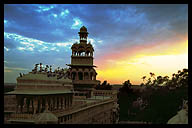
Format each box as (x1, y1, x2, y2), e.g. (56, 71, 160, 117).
(96, 39, 188, 85)
(4, 4, 188, 85)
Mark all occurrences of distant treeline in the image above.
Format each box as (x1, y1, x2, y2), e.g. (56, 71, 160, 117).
(118, 68, 188, 124)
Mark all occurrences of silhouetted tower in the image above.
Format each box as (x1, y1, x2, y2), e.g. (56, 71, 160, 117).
(67, 26, 100, 98)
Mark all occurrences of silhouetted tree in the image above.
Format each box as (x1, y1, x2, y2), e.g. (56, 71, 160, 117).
(119, 80, 132, 94)
(142, 76, 146, 84)
(95, 80, 112, 90)
(101, 80, 107, 86)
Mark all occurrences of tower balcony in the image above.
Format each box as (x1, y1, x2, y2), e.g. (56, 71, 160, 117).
(73, 80, 100, 85)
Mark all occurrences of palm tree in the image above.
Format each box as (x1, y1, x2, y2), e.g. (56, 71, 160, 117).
(150, 72, 156, 80)
(177, 68, 188, 87)
(150, 72, 156, 86)
(146, 78, 152, 86)
(142, 76, 146, 84)
(162, 76, 169, 86)
(156, 76, 163, 85)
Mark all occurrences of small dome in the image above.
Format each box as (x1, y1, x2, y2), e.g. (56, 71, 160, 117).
(35, 110, 58, 124)
(80, 26, 87, 32)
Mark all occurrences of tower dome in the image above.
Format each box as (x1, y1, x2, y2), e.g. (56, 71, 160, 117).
(78, 26, 89, 43)
(80, 26, 87, 32)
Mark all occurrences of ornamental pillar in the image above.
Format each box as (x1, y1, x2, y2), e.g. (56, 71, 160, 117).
(16, 95, 21, 114)
(61, 97, 63, 110)
(88, 72, 90, 80)
(66, 96, 68, 109)
(45, 97, 49, 111)
(76, 72, 79, 80)
(39, 98, 42, 113)
(20, 97, 24, 113)
(33, 97, 38, 114)
(54, 97, 57, 110)
(58, 96, 61, 109)
(63, 96, 66, 109)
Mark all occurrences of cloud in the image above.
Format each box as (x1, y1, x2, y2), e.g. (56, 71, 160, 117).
(60, 9, 70, 17)
(17, 47, 25, 51)
(71, 18, 83, 29)
(4, 46, 9, 52)
(4, 20, 8, 24)
(35, 5, 55, 12)
(4, 32, 74, 53)
(55, 42, 73, 47)
(4, 4, 188, 84)
(4, 66, 29, 71)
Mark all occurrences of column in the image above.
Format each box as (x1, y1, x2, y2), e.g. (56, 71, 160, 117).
(60, 96, 62, 109)
(33, 97, 38, 114)
(76, 72, 79, 80)
(45, 97, 49, 111)
(70, 95, 72, 107)
(58, 96, 61, 109)
(27, 98, 30, 113)
(23, 97, 26, 113)
(30, 98, 33, 113)
(63, 96, 66, 109)
(38, 99, 40, 113)
(39, 97, 42, 113)
(20, 97, 24, 113)
(16, 96, 20, 114)
(61, 97, 63, 110)
(49, 97, 52, 111)
(88, 72, 90, 80)
(52, 97, 55, 110)
(40, 96, 43, 112)
(50, 97, 52, 111)
(68, 96, 70, 108)
(66, 96, 68, 109)
(54, 97, 57, 110)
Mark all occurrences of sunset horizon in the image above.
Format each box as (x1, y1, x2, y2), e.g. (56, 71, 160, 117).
(4, 4, 188, 85)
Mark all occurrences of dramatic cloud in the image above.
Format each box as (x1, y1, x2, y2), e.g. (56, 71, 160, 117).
(4, 4, 188, 84)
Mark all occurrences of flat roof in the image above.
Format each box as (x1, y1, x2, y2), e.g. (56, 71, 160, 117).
(5, 89, 73, 95)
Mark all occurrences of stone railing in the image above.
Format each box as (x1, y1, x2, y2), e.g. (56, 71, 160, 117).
(54, 98, 114, 117)
(10, 113, 34, 120)
(73, 80, 99, 85)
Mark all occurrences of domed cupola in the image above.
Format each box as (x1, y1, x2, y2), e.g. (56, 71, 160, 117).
(78, 26, 89, 44)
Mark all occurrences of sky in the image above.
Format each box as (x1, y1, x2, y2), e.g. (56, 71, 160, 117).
(4, 4, 188, 85)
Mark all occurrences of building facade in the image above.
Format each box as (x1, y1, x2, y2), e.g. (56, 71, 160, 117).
(4, 26, 119, 124)
(66, 26, 100, 98)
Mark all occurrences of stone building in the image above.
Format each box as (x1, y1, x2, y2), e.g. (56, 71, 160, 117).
(4, 26, 119, 124)
(66, 26, 100, 98)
